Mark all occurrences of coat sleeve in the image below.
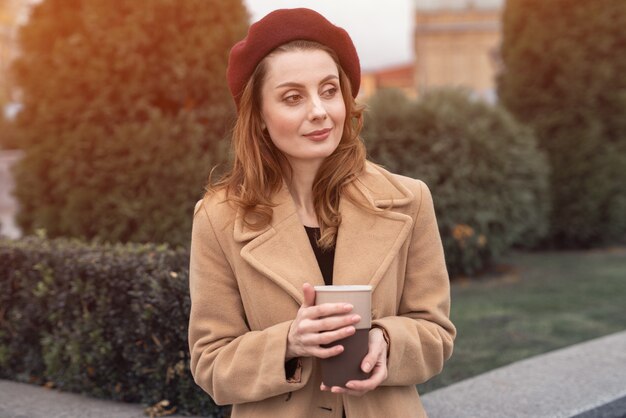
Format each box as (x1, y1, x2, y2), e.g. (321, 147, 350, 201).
(372, 180, 456, 386)
(188, 200, 312, 405)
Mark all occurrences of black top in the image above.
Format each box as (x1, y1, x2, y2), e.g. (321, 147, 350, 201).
(303, 228, 346, 417)
(304, 226, 335, 285)
(284, 226, 337, 381)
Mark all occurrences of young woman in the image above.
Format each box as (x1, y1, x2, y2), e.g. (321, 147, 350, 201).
(188, 8, 456, 418)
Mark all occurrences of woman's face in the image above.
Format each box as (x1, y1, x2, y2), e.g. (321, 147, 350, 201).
(260, 48, 346, 169)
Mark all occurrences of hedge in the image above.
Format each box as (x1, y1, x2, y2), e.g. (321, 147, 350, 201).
(0, 234, 225, 417)
(363, 88, 550, 276)
(498, 0, 626, 247)
(11, 0, 246, 247)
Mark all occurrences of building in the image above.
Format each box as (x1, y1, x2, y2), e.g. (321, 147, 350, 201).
(361, 63, 416, 99)
(362, 0, 503, 101)
(0, 150, 23, 238)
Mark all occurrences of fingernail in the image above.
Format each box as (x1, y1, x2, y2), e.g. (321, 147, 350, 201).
(352, 315, 361, 322)
(363, 362, 371, 372)
(344, 303, 353, 311)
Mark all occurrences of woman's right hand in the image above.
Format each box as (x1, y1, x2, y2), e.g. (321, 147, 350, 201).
(286, 283, 361, 360)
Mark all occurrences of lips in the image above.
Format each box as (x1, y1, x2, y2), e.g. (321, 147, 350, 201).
(303, 128, 332, 141)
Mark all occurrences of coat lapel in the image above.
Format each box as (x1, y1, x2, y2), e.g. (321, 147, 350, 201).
(236, 163, 414, 304)
(333, 164, 414, 291)
(236, 185, 325, 305)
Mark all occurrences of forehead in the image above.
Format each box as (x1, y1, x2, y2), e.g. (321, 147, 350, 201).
(263, 49, 339, 89)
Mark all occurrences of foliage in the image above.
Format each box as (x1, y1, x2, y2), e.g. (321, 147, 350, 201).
(0, 235, 225, 417)
(498, 0, 626, 247)
(419, 249, 626, 394)
(363, 88, 549, 276)
(11, 0, 247, 246)
(0, 116, 20, 149)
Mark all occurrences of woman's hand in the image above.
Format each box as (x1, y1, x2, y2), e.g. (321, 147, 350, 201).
(286, 283, 361, 360)
(320, 327, 389, 397)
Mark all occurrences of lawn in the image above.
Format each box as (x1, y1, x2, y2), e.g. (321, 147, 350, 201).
(417, 248, 626, 394)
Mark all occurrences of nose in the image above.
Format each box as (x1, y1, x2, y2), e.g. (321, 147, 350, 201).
(309, 96, 328, 121)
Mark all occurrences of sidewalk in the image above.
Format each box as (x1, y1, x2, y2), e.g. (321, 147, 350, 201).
(421, 330, 626, 418)
(0, 379, 201, 418)
(1, 330, 624, 418)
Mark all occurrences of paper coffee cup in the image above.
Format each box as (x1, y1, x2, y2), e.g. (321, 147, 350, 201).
(314, 285, 372, 387)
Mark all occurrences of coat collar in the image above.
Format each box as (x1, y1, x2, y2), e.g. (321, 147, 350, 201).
(236, 162, 414, 305)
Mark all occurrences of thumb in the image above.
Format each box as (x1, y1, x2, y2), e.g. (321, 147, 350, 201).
(361, 333, 383, 373)
(361, 351, 378, 373)
(302, 282, 316, 308)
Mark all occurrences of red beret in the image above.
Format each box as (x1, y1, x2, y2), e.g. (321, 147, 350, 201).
(227, 8, 361, 108)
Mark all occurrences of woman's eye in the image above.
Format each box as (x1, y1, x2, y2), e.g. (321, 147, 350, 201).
(322, 87, 338, 98)
(284, 94, 302, 104)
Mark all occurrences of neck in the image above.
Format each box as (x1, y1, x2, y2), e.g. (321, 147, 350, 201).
(285, 158, 322, 224)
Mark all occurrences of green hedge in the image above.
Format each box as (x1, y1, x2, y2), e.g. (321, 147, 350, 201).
(0, 235, 224, 417)
(0, 116, 19, 150)
(11, 0, 246, 247)
(363, 88, 550, 276)
(498, 0, 626, 247)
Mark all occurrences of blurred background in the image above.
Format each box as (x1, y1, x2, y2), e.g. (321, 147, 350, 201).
(0, 0, 624, 416)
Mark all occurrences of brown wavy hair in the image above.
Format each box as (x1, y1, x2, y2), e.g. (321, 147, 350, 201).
(208, 40, 367, 250)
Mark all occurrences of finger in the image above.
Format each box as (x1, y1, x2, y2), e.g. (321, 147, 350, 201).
(337, 387, 366, 397)
(310, 344, 344, 359)
(318, 313, 361, 331)
(346, 363, 387, 392)
(330, 386, 349, 395)
(301, 283, 316, 308)
(345, 377, 374, 392)
(308, 302, 354, 320)
(321, 384, 357, 396)
(329, 385, 370, 398)
(304, 326, 355, 346)
(299, 312, 358, 333)
(296, 314, 355, 337)
(361, 346, 382, 373)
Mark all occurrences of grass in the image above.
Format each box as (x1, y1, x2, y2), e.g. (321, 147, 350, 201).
(417, 248, 626, 394)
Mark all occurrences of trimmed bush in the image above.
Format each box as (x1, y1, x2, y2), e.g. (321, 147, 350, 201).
(0, 116, 20, 150)
(11, 0, 247, 247)
(0, 235, 223, 417)
(363, 88, 550, 276)
(498, 0, 626, 247)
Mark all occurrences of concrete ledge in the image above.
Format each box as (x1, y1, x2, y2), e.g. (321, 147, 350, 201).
(0, 379, 201, 418)
(421, 330, 626, 418)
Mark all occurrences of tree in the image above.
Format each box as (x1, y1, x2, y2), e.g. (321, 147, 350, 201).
(11, 0, 247, 246)
(498, 0, 626, 247)
(363, 88, 549, 276)
(0, 0, 23, 108)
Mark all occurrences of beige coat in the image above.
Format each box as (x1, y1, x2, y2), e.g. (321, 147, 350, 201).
(188, 162, 456, 418)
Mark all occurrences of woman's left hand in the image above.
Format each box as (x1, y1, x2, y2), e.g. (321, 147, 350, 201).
(320, 327, 388, 397)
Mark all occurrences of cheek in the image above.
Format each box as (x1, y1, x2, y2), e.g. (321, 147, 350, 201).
(266, 112, 300, 138)
(330, 101, 347, 127)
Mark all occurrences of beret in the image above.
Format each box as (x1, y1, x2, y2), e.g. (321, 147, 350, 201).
(227, 8, 361, 108)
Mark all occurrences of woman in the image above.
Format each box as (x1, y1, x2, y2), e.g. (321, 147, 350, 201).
(188, 8, 455, 418)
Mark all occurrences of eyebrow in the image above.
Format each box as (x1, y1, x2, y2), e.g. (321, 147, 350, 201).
(275, 74, 339, 89)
